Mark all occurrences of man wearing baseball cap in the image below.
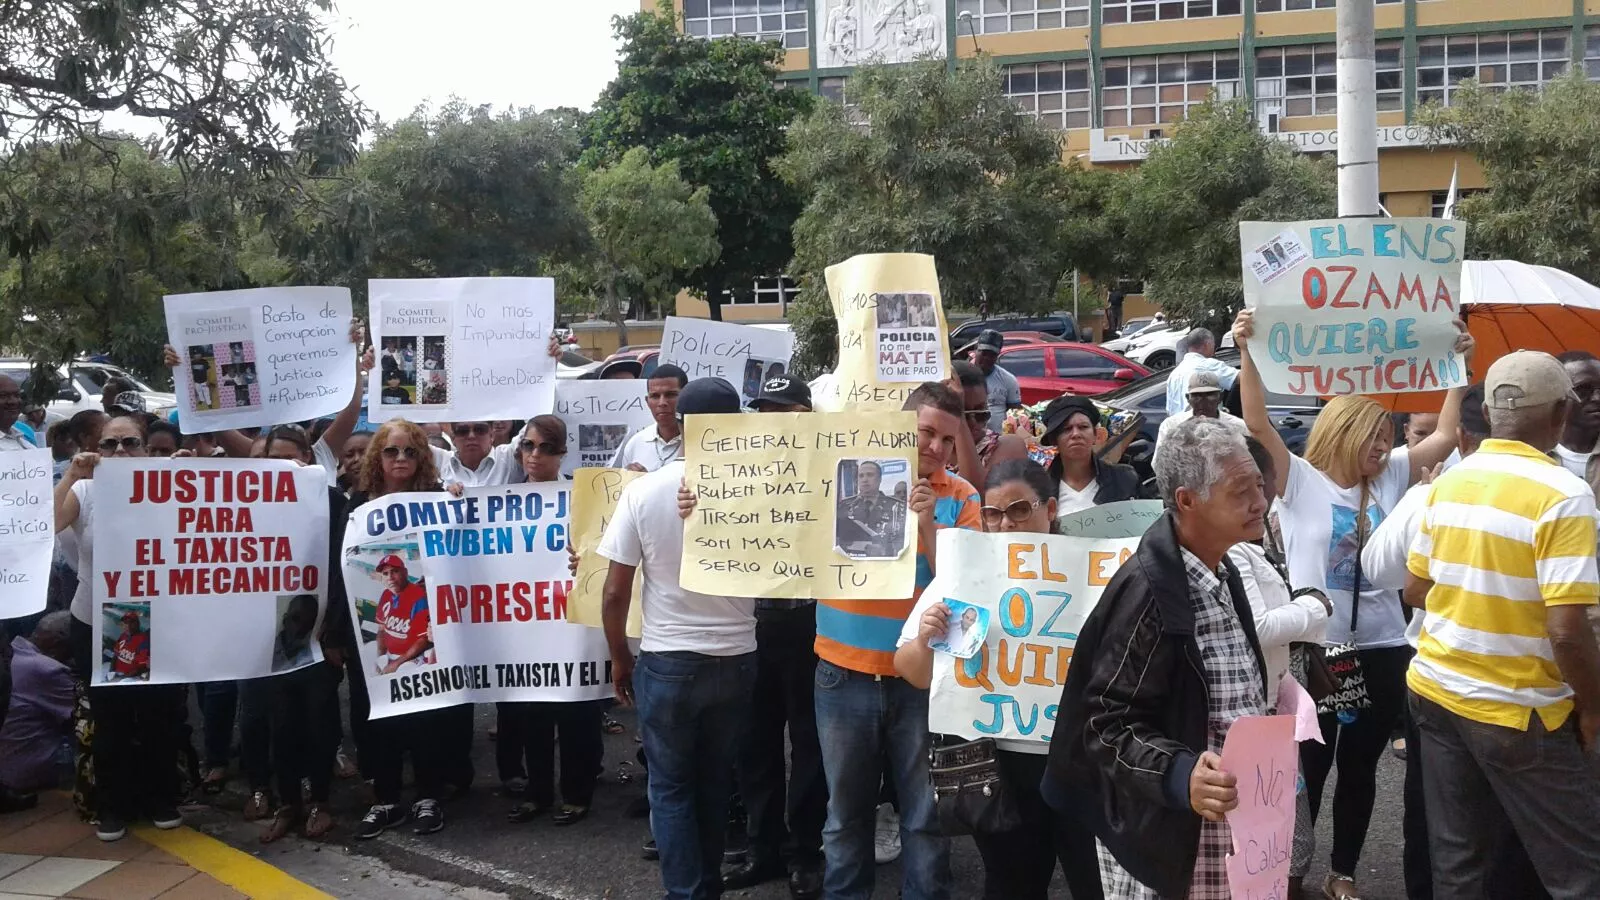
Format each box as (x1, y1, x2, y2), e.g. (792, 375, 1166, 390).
(749, 374, 812, 413)
(598, 377, 758, 899)
(1153, 370, 1248, 467)
(970, 330, 1021, 434)
(1404, 350, 1600, 897)
(110, 611, 150, 682)
(375, 555, 432, 675)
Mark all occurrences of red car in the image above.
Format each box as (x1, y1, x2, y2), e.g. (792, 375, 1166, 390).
(972, 341, 1148, 404)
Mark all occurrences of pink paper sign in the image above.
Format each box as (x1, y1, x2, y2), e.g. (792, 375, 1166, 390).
(1221, 715, 1298, 900)
(1276, 671, 1325, 744)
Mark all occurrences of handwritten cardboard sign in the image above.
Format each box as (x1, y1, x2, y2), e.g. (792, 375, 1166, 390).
(1221, 715, 1299, 900)
(1056, 500, 1165, 540)
(1240, 218, 1466, 397)
(926, 528, 1145, 746)
(555, 380, 652, 477)
(567, 467, 643, 639)
(818, 254, 952, 412)
(0, 448, 53, 618)
(680, 411, 917, 599)
(658, 317, 795, 406)
(165, 287, 355, 433)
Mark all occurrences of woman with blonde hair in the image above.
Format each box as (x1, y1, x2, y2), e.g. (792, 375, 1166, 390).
(1233, 308, 1472, 900)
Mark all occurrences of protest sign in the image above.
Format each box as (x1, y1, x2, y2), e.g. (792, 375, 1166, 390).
(90, 459, 330, 686)
(1222, 715, 1299, 900)
(680, 411, 918, 599)
(0, 448, 54, 618)
(658, 317, 795, 406)
(820, 254, 951, 412)
(1056, 500, 1165, 539)
(342, 482, 613, 718)
(1239, 218, 1466, 397)
(926, 527, 1147, 745)
(165, 287, 355, 434)
(567, 467, 644, 639)
(555, 381, 652, 476)
(368, 277, 556, 424)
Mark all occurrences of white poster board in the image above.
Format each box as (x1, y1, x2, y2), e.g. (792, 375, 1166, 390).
(658, 317, 796, 406)
(554, 380, 653, 477)
(368, 278, 556, 424)
(341, 483, 613, 718)
(90, 459, 330, 686)
(165, 288, 355, 433)
(0, 448, 54, 618)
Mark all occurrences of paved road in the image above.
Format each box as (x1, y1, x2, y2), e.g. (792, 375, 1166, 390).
(195, 705, 1415, 899)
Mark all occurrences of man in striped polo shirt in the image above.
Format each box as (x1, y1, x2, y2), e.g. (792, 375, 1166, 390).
(814, 382, 980, 900)
(1404, 350, 1600, 898)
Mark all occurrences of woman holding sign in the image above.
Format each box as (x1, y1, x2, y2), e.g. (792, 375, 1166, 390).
(1233, 308, 1471, 900)
(53, 412, 186, 843)
(893, 459, 1104, 900)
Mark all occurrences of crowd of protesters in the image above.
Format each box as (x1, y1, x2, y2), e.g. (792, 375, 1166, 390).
(1, 310, 1598, 900)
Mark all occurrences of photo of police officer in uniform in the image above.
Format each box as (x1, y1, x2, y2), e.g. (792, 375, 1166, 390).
(833, 457, 911, 560)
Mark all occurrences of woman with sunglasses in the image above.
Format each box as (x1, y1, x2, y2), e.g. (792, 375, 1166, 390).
(347, 419, 472, 839)
(1040, 396, 1148, 516)
(503, 416, 606, 826)
(53, 413, 187, 842)
(892, 459, 1104, 900)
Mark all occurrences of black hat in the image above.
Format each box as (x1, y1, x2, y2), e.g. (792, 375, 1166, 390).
(749, 375, 812, 410)
(975, 329, 1005, 353)
(676, 377, 742, 418)
(1040, 395, 1101, 444)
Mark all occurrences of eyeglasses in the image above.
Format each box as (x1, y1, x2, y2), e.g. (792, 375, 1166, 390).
(452, 423, 492, 437)
(963, 409, 989, 423)
(381, 445, 420, 460)
(980, 499, 1043, 528)
(98, 437, 144, 452)
(518, 439, 565, 456)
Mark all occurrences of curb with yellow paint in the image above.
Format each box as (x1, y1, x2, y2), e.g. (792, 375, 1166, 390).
(133, 824, 334, 899)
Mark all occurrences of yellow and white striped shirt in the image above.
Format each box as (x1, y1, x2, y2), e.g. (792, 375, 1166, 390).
(1406, 439, 1600, 731)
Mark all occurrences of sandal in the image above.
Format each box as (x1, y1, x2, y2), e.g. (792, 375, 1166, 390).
(1323, 873, 1363, 900)
(242, 791, 271, 822)
(507, 801, 549, 824)
(304, 805, 334, 839)
(201, 766, 228, 794)
(260, 807, 296, 844)
(603, 715, 625, 735)
(552, 804, 589, 826)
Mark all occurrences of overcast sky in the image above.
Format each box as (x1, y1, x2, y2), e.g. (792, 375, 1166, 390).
(328, 0, 638, 121)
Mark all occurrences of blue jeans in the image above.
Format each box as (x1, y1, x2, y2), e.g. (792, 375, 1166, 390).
(814, 659, 950, 900)
(196, 681, 238, 769)
(635, 651, 757, 900)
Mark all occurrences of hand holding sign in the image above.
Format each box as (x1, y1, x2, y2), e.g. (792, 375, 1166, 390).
(1190, 752, 1239, 822)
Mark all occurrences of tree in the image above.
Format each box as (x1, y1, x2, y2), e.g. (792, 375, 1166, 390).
(1115, 102, 1335, 329)
(583, 0, 812, 320)
(776, 58, 1089, 371)
(1, 0, 367, 179)
(578, 147, 720, 345)
(1420, 75, 1600, 284)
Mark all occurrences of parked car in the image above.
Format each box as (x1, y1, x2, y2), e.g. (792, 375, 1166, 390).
(957, 341, 1147, 404)
(598, 347, 660, 379)
(950, 313, 1080, 347)
(1117, 323, 1235, 370)
(1094, 349, 1321, 481)
(0, 358, 177, 420)
(556, 351, 601, 379)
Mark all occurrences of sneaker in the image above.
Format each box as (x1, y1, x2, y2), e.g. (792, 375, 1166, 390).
(96, 815, 127, 842)
(355, 803, 407, 840)
(873, 803, 901, 864)
(412, 799, 444, 835)
(150, 807, 183, 830)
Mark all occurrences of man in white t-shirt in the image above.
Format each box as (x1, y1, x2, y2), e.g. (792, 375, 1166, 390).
(1165, 328, 1238, 416)
(608, 364, 688, 473)
(433, 421, 522, 489)
(597, 376, 755, 900)
(1556, 351, 1599, 480)
(1153, 370, 1247, 467)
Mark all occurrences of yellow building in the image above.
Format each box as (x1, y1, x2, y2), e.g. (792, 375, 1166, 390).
(657, 0, 1588, 323)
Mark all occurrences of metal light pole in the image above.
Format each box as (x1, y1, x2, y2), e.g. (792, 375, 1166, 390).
(1336, 0, 1379, 216)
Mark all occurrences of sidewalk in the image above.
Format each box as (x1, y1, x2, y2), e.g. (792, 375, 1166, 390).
(0, 792, 329, 900)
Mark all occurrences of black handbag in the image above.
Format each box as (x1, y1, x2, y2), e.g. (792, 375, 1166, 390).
(1316, 484, 1374, 716)
(928, 737, 1022, 837)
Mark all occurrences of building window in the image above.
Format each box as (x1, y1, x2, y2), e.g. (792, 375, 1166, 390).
(818, 76, 846, 104)
(1253, 39, 1401, 117)
(1101, 52, 1240, 127)
(1257, 0, 1403, 10)
(684, 0, 808, 50)
(1430, 189, 1484, 218)
(1102, 0, 1240, 25)
(1375, 39, 1403, 111)
(736, 276, 799, 307)
(1417, 30, 1569, 107)
(1586, 25, 1600, 79)
(956, 0, 1090, 33)
(1004, 61, 1093, 130)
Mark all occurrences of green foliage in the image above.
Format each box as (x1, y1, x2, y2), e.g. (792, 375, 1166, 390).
(1116, 102, 1335, 330)
(777, 58, 1087, 370)
(583, 0, 812, 318)
(1421, 75, 1600, 284)
(579, 148, 720, 344)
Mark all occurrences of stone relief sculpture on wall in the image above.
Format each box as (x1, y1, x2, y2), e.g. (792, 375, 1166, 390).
(819, 0, 947, 69)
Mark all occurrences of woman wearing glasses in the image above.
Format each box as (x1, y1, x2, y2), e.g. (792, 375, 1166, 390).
(53, 413, 188, 842)
(504, 416, 606, 827)
(347, 419, 471, 839)
(893, 459, 1104, 900)
(1039, 396, 1148, 516)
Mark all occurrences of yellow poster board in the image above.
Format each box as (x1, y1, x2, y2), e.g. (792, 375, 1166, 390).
(681, 411, 918, 600)
(567, 467, 643, 639)
(819, 253, 952, 412)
